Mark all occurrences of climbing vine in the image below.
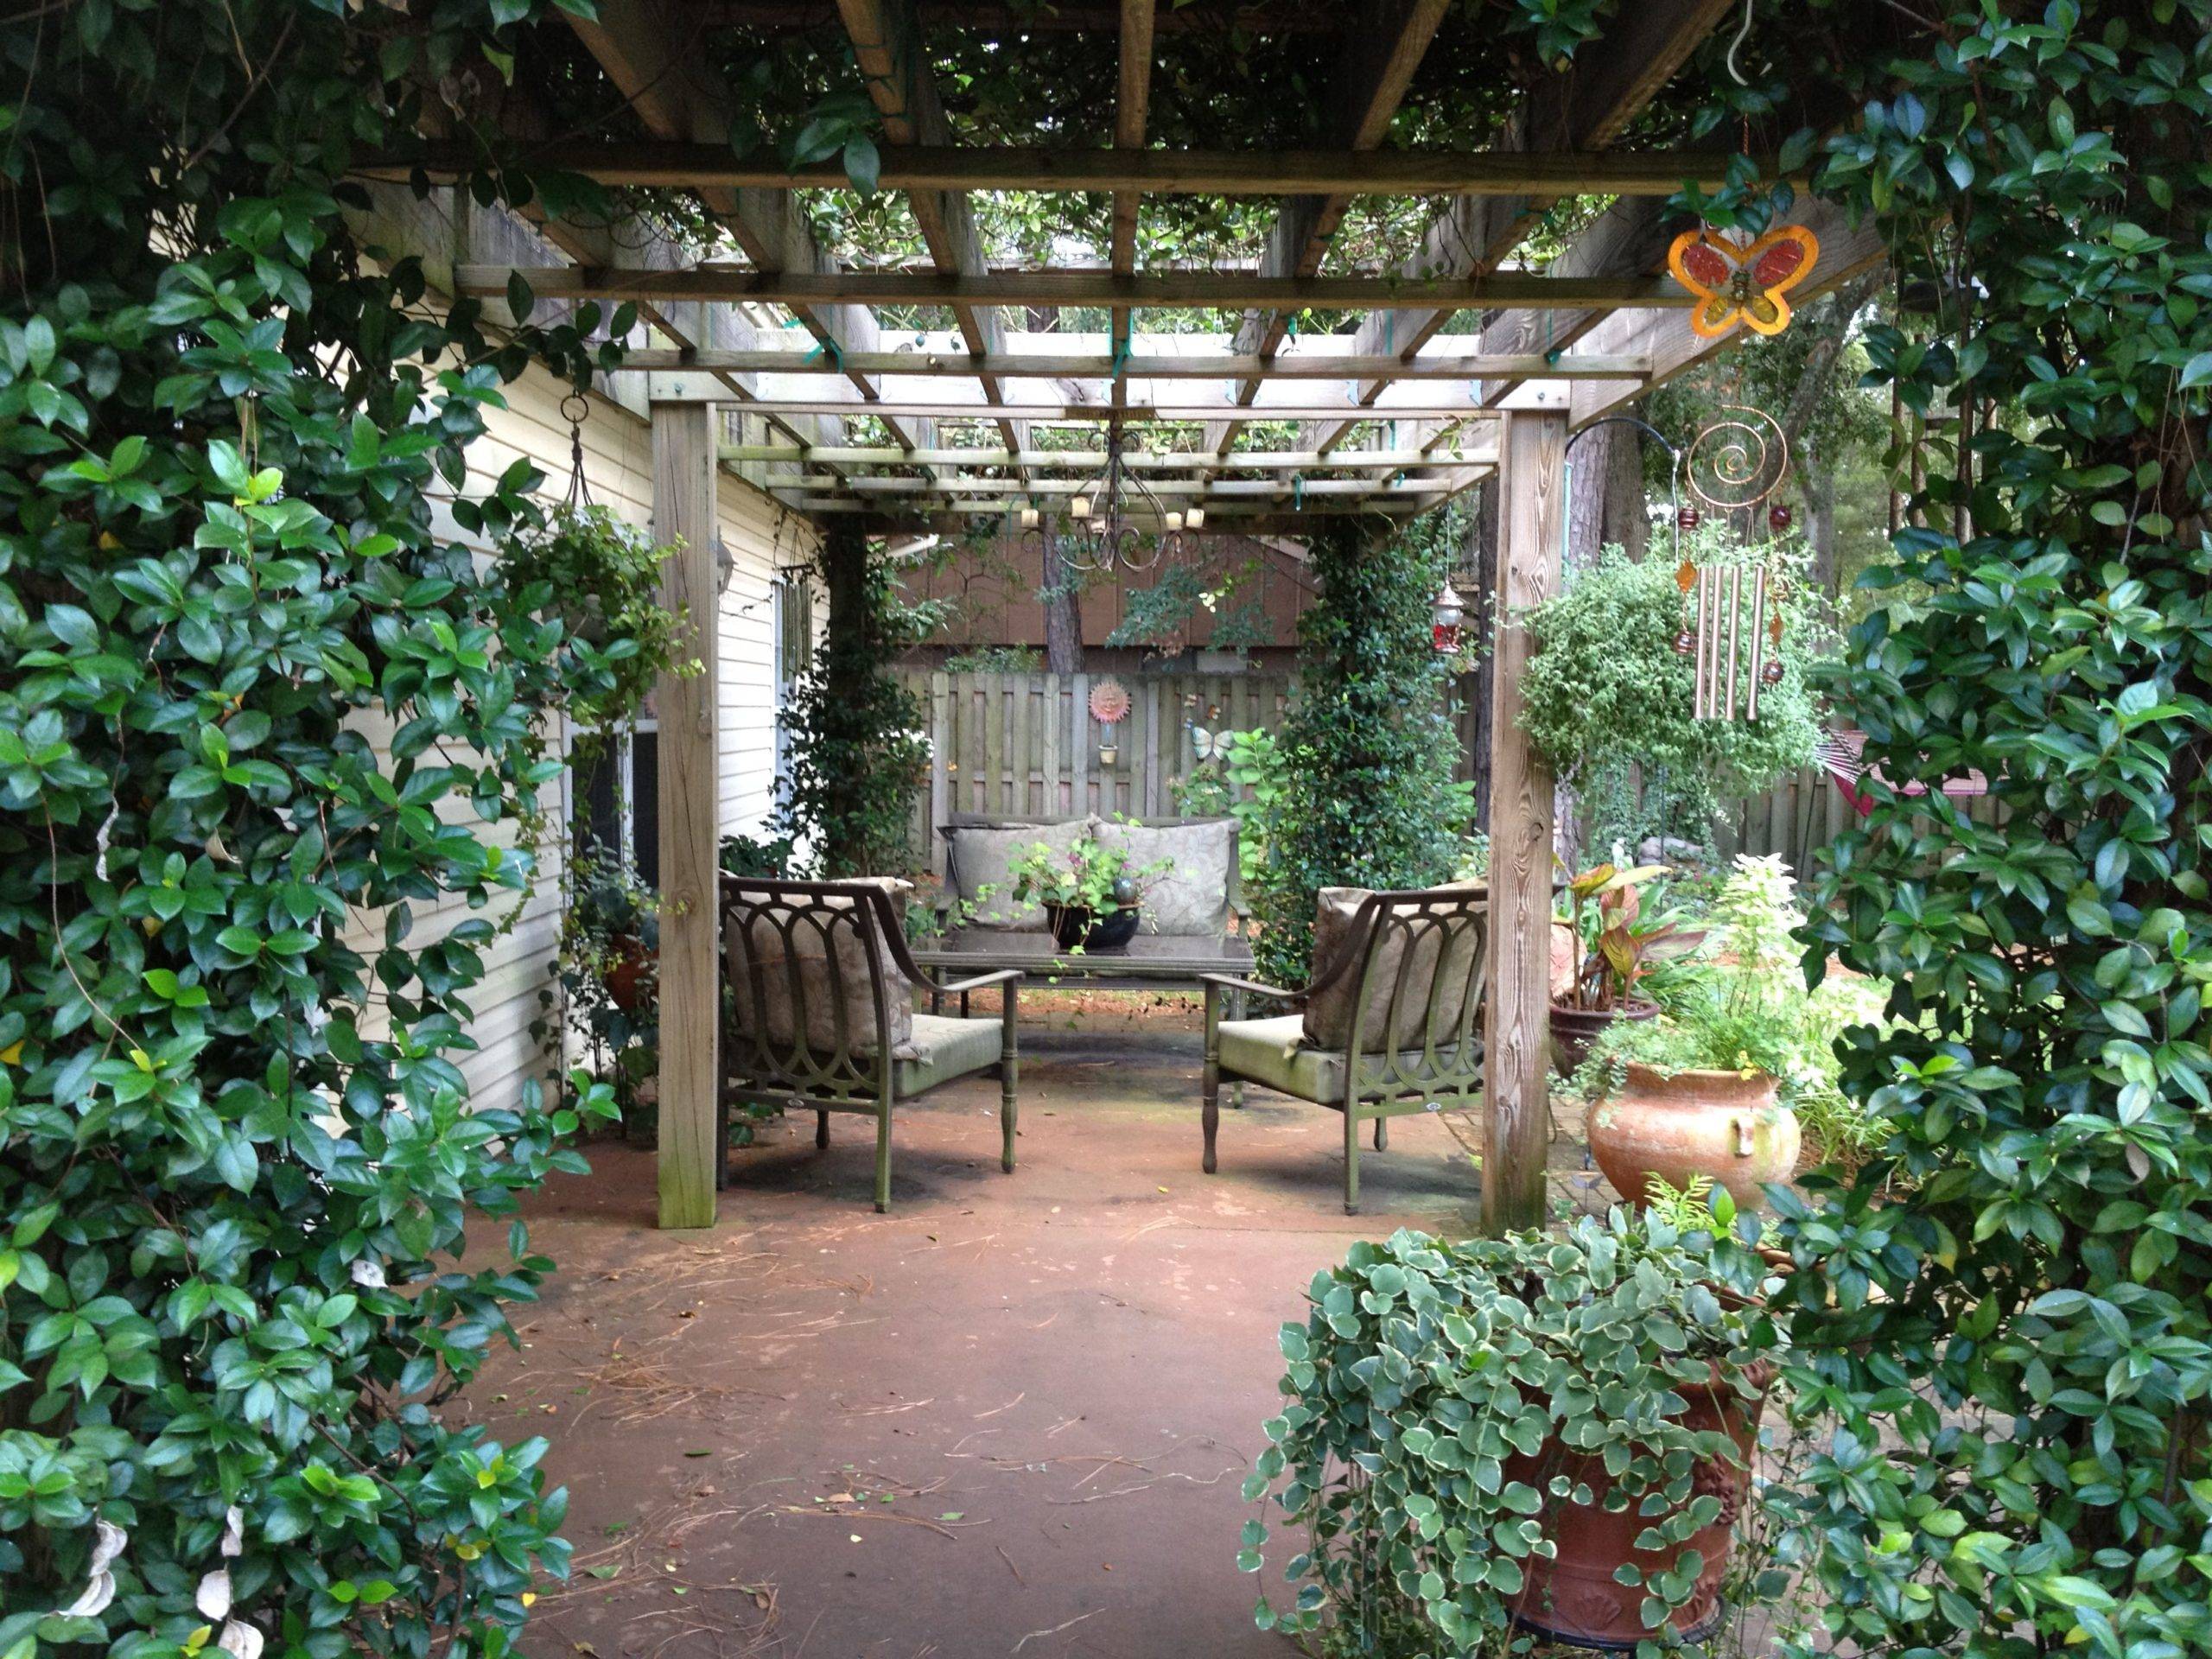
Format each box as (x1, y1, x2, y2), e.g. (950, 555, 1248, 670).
(0, 3, 628, 1656)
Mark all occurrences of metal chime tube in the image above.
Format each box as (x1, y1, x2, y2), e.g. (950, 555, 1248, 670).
(1693, 566, 1712, 720)
(1745, 566, 1769, 722)
(1723, 563, 1743, 721)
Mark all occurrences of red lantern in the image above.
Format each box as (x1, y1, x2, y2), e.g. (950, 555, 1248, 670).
(1432, 581, 1466, 654)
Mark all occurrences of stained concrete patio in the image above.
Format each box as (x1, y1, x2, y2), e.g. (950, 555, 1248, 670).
(462, 1002, 1602, 1659)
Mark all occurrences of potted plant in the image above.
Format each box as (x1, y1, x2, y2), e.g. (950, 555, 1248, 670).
(1549, 860, 1687, 1072)
(1574, 854, 1853, 1211)
(1243, 1211, 1780, 1654)
(1006, 831, 1172, 954)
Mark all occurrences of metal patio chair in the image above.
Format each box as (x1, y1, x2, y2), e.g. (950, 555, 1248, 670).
(720, 876, 1020, 1211)
(1200, 887, 1489, 1214)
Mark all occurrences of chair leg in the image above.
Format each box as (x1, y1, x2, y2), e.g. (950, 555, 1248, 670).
(1228, 988, 1246, 1109)
(874, 1107, 893, 1213)
(1374, 1115, 1389, 1153)
(816, 1110, 830, 1149)
(1344, 1109, 1361, 1216)
(1000, 1052, 1019, 1176)
(1202, 1065, 1221, 1174)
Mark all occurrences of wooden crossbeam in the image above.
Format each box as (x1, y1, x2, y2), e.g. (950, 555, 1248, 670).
(772, 474, 1481, 496)
(703, 1, 1337, 29)
(646, 392, 1510, 420)
(620, 347, 1651, 379)
(723, 445, 1491, 468)
(787, 495, 1452, 518)
(1209, 0, 1449, 455)
(388, 142, 1770, 198)
(460, 265, 1686, 310)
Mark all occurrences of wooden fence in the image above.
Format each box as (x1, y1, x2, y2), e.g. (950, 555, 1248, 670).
(899, 668, 1934, 880)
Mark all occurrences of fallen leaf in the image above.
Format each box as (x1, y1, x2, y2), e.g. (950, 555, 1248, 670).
(940, 1512, 964, 1522)
(683, 1450, 711, 1459)
(585, 1566, 621, 1580)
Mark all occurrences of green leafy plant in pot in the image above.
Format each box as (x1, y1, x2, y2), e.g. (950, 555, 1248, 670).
(1574, 855, 1819, 1211)
(1550, 861, 1689, 1074)
(1007, 830, 1173, 953)
(1244, 1211, 1780, 1656)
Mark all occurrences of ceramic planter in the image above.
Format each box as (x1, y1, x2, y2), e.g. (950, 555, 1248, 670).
(601, 936, 656, 1013)
(1507, 1362, 1772, 1647)
(1046, 902, 1141, 954)
(1548, 997, 1658, 1076)
(1588, 1063, 1800, 1211)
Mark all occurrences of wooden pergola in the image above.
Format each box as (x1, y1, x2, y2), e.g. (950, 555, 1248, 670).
(459, 0, 1884, 1231)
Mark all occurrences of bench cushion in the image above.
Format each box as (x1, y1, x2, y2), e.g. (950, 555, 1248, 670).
(1095, 817, 1233, 937)
(895, 1013, 1004, 1096)
(1218, 1014, 1476, 1104)
(947, 817, 1096, 930)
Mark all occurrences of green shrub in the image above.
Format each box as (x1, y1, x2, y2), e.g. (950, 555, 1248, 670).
(1518, 530, 1827, 823)
(1243, 1214, 1778, 1658)
(1249, 519, 1465, 985)
(0, 4, 624, 1655)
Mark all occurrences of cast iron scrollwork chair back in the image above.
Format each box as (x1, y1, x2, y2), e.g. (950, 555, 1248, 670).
(720, 877, 1020, 1211)
(1200, 887, 1489, 1213)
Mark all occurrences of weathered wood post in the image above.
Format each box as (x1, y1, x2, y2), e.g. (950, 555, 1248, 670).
(1481, 407, 1566, 1234)
(651, 397, 721, 1230)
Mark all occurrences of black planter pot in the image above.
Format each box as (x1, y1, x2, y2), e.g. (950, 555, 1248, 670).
(1046, 902, 1141, 954)
(1548, 997, 1659, 1076)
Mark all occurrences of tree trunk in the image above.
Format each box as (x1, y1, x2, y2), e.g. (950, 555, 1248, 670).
(1565, 420, 1611, 574)
(1800, 437, 1840, 598)
(1041, 538, 1084, 674)
(1604, 421, 1649, 561)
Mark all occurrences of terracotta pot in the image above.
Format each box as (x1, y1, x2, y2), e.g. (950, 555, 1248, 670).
(601, 937, 656, 1013)
(1588, 1064, 1800, 1211)
(1548, 997, 1658, 1076)
(1508, 1363, 1771, 1647)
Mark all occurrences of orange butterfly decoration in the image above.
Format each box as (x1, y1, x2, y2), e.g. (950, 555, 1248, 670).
(1668, 226, 1822, 339)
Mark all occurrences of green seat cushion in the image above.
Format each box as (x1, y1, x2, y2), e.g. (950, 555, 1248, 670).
(1217, 1014, 1480, 1105)
(895, 1013, 1004, 1096)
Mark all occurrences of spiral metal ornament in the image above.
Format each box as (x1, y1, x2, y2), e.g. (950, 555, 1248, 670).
(1686, 404, 1789, 513)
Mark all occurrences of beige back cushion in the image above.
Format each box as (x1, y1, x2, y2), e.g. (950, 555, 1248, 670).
(1093, 817, 1233, 938)
(947, 818, 1096, 930)
(1301, 886, 1485, 1052)
(726, 880, 917, 1060)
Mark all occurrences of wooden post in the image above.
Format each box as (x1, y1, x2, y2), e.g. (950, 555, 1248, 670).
(1481, 408, 1566, 1235)
(652, 401, 721, 1230)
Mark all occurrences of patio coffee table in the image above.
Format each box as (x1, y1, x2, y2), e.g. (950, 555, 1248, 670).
(910, 932, 1255, 1014)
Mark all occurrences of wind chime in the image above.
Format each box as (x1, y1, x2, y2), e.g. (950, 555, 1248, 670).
(1672, 404, 1793, 722)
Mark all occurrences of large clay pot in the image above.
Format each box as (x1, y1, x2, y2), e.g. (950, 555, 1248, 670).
(601, 936, 656, 1013)
(1508, 1363, 1770, 1647)
(1588, 1064, 1800, 1211)
(1548, 997, 1658, 1076)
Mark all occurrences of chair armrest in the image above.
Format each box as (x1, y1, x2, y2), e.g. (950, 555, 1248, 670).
(1198, 973, 1304, 1001)
(931, 967, 1024, 997)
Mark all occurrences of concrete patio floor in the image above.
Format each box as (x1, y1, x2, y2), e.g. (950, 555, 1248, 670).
(463, 1002, 1605, 1659)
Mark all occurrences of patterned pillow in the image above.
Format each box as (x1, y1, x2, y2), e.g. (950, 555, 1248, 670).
(1301, 885, 1485, 1052)
(946, 817, 1096, 930)
(726, 879, 917, 1060)
(1093, 817, 1233, 938)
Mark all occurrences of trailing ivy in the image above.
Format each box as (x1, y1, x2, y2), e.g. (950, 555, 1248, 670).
(1249, 518, 1465, 986)
(0, 3, 631, 1656)
(1675, 9, 2212, 1659)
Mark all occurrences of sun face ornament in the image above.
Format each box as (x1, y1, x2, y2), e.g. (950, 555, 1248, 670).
(1668, 226, 1821, 339)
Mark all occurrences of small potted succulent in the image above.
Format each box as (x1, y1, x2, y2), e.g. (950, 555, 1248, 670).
(1244, 1211, 1780, 1653)
(1549, 861, 1688, 1073)
(1007, 831, 1172, 954)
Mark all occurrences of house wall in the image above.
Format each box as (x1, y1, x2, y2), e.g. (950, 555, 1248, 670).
(340, 360, 817, 1119)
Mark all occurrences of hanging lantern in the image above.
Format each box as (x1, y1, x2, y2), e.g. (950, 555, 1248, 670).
(1185, 505, 1206, 531)
(1431, 580, 1466, 653)
(1019, 505, 1040, 530)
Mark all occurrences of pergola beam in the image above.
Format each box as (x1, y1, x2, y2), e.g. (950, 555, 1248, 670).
(769, 474, 1487, 495)
(1209, 0, 1451, 454)
(567, 0, 934, 457)
(721, 445, 1492, 468)
(1109, 1, 1157, 384)
(620, 347, 1651, 379)
(391, 141, 1773, 198)
(1306, 0, 1734, 452)
(835, 0, 1027, 460)
(458, 265, 1686, 310)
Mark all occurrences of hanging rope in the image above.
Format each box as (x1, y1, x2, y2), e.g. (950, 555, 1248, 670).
(561, 392, 593, 512)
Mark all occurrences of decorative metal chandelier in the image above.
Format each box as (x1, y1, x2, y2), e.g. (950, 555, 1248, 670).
(1017, 430, 1201, 574)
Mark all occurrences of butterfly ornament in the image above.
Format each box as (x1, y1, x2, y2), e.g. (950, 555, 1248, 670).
(1188, 724, 1230, 762)
(1668, 226, 1821, 339)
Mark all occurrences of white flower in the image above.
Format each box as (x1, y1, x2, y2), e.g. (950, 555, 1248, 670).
(218, 1620, 266, 1659)
(61, 1573, 115, 1618)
